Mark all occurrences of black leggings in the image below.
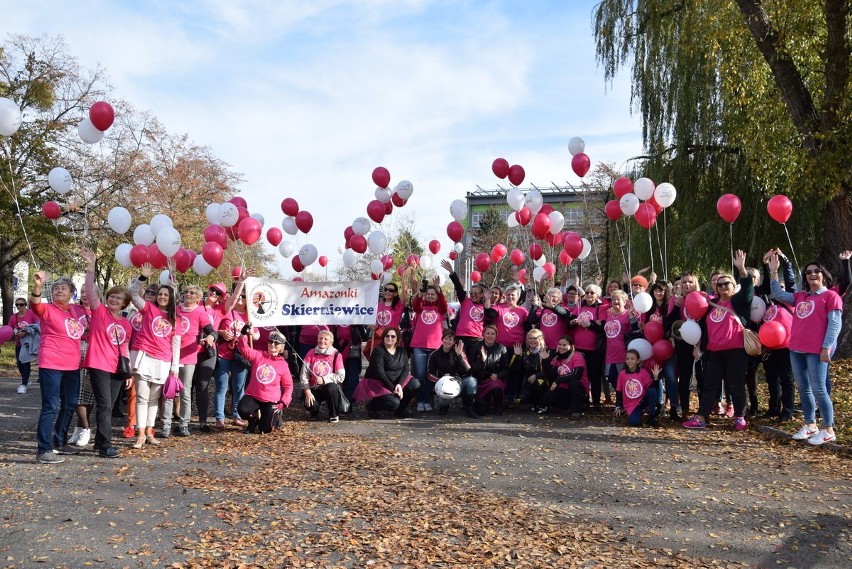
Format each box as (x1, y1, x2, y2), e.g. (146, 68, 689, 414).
(237, 395, 276, 434)
(674, 339, 703, 414)
(305, 383, 344, 418)
(699, 349, 747, 418)
(579, 349, 604, 405)
(88, 368, 123, 448)
(193, 355, 216, 424)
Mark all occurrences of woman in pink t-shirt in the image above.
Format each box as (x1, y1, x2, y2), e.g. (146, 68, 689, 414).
(80, 249, 132, 458)
(192, 282, 227, 431)
(601, 290, 638, 393)
(128, 264, 179, 449)
(409, 279, 448, 411)
(6, 297, 38, 393)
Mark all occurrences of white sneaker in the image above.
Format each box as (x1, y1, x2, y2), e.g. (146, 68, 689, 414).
(807, 429, 836, 446)
(792, 425, 819, 440)
(16, 385, 27, 394)
(68, 427, 83, 445)
(75, 428, 91, 447)
(423, 403, 434, 412)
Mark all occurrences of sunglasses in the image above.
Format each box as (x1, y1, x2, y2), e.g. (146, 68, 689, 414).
(384, 334, 397, 339)
(144, 290, 158, 296)
(268, 340, 284, 346)
(716, 281, 734, 288)
(208, 289, 221, 295)
(15, 303, 26, 307)
(239, 294, 246, 299)
(384, 288, 397, 293)
(805, 269, 822, 275)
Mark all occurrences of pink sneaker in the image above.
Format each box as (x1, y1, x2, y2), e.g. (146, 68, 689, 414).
(724, 404, 735, 418)
(683, 416, 707, 429)
(713, 402, 725, 415)
(734, 417, 747, 431)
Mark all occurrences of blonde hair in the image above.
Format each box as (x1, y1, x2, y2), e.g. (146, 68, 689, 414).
(610, 289, 628, 302)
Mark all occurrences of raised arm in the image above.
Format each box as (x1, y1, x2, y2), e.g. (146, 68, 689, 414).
(129, 263, 152, 310)
(81, 249, 102, 311)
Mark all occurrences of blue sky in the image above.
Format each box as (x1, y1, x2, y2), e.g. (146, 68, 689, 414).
(5, 0, 643, 276)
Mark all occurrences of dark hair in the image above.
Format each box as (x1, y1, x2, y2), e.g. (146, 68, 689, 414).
(382, 285, 400, 309)
(650, 281, 672, 305)
(157, 285, 178, 324)
(441, 329, 456, 341)
(802, 262, 833, 288)
(556, 335, 575, 359)
(625, 348, 642, 371)
(383, 326, 402, 341)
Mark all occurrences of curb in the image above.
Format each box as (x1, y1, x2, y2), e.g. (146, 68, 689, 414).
(756, 424, 849, 456)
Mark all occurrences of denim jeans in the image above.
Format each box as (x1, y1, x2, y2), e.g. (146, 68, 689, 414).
(342, 357, 362, 399)
(790, 351, 833, 427)
(662, 357, 677, 408)
(37, 368, 80, 454)
(15, 345, 31, 386)
(411, 348, 434, 403)
(214, 357, 248, 421)
(627, 385, 659, 426)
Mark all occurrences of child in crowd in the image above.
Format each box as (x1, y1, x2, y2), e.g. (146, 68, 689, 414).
(614, 349, 661, 427)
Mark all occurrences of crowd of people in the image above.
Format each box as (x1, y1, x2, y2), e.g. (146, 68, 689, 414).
(4, 247, 849, 464)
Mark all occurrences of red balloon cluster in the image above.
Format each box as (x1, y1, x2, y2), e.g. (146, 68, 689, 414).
(562, 232, 583, 258)
(634, 202, 657, 229)
(491, 158, 525, 186)
(281, 198, 299, 216)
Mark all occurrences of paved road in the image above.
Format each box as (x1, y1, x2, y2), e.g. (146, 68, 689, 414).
(0, 376, 849, 568)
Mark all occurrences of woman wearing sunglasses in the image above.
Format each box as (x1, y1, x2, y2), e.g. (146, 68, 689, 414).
(235, 330, 293, 433)
(213, 279, 255, 429)
(7, 296, 38, 395)
(192, 282, 228, 431)
(355, 326, 417, 418)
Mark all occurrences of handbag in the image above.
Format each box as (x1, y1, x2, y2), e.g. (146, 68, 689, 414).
(339, 391, 352, 414)
(163, 372, 184, 400)
(113, 325, 132, 380)
(710, 301, 763, 356)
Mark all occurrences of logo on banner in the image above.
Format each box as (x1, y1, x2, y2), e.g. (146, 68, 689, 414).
(249, 284, 278, 322)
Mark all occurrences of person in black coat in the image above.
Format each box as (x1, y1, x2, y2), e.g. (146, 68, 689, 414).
(355, 327, 417, 418)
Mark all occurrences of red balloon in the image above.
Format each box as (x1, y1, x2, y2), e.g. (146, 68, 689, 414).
(652, 339, 674, 361)
(429, 240, 441, 255)
(647, 195, 664, 214)
(186, 249, 197, 267)
(396, 265, 407, 277)
(758, 320, 787, 349)
(517, 268, 527, 285)
(571, 153, 591, 178)
(634, 203, 658, 229)
(684, 291, 709, 319)
(613, 177, 633, 198)
(508, 164, 525, 186)
(174, 248, 192, 273)
(238, 217, 262, 245)
(447, 221, 464, 242)
(716, 193, 742, 223)
(202, 241, 224, 268)
(344, 226, 355, 241)
(89, 101, 115, 131)
(147, 243, 168, 269)
(767, 195, 792, 224)
(509, 249, 525, 266)
(281, 198, 299, 216)
(350, 234, 367, 253)
(558, 250, 573, 266)
(291, 256, 305, 272)
(539, 203, 555, 215)
(236, 206, 250, 223)
(515, 206, 532, 226)
(367, 200, 386, 223)
(470, 271, 482, 283)
(491, 243, 507, 263)
(42, 201, 61, 219)
(531, 212, 552, 239)
(384, 200, 394, 215)
(448, 251, 458, 261)
(605, 200, 623, 221)
(542, 262, 556, 278)
(229, 196, 248, 209)
(203, 224, 227, 248)
(129, 244, 149, 268)
(381, 254, 394, 270)
(492, 158, 510, 179)
(295, 211, 314, 233)
(266, 227, 283, 246)
(318, 255, 328, 268)
(529, 243, 543, 260)
(391, 193, 407, 207)
(407, 254, 419, 268)
(643, 321, 664, 344)
(562, 232, 583, 258)
(372, 166, 391, 188)
(475, 253, 491, 273)
(545, 231, 562, 247)
(232, 266, 244, 280)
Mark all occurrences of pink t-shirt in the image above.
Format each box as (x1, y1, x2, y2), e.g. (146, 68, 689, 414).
(455, 298, 486, 339)
(410, 298, 447, 350)
(130, 302, 175, 362)
(302, 349, 344, 388)
(33, 303, 88, 370)
(534, 307, 569, 349)
(176, 304, 213, 365)
(604, 309, 631, 364)
(705, 300, 744, 351)
(617, 367, 654, 416)
(572, 304, 601, 351)
(548, 351, 589, 392)
(495, 305, 529, 346)
(789, 290, 843, 354)
(217, 310, 250, 360)
(375, 301, 404, 329)
(761, 303, 793, 350)
(7, 309, 39, 347)
(237, 336, 293, 406)
(83, 304, 132, 373)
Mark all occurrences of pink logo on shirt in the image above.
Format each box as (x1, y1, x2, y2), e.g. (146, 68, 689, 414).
(178, 315, 191, 336)
(650, 312, 663, 324)
(541, 312, 558, 327)
(469, 304, 484, 322)
(604, 319, 621, 338)
(624, 377, 644, 399)
(708, 307, 726, 324)
(576, 310, 593, 325)
(557, 363, 572, 376)
(421, 310, 438, 325)
(107, 322, 128, 345)
(130, 312, 143, 331)
(150, 316, 173, 338)
(255, 364, 276, 385)
(65, 318, 86, 340)
(795, 300, 815, 319)
(763, 305, 778, 322)
(502, 311, 520, 328)
(376, 309, 391, 326)
(312, 360, 331, 377)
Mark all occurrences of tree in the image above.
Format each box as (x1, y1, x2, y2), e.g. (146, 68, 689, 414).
(594, 0, 851, 355)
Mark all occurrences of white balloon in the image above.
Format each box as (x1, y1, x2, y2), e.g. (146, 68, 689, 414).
(568, 136, 585, 156)
(133, 224, 155, 246)
(380, 271, 393, 285)
(578, 238, 592, 260)
(548, 211, 565, 234)
(337, 245, 345, 255)
(159, 270, 172, 285)
(48, 167, 73, 194)
(281, 216, 298, 235)
(115, 243, 133, 268)
(156, 226, 182, 257)
(506, 188, 525, 211)
(0, 97, 23, 136)
(419, 255, 432, 270)
(375, 187, 393, 203)
(298, 244, 318, 266)
(534, 254, 547, 267)
(453, 242, 464, 253)
(395, 180, 414, 200)
(368, 230, 388, 254)
(250, 213, 265, 228)
(218, 203, 239, 227)
(342, 248, 357, 268)
(619, 193, 640, 216)
(193, 255, 213, 276)
(680, 319, 702, 345)
(449, 199, 467, 222)
(352, 217, 371, 236)
(77, 117, 104, 144)
(107, 207, 132, 234)
(507, 212, 519, 228)
(634, 177, 656, 201)
(370, 259, 384, 275)
(279, 241, 294, 257)
(149, 214, 173, 237)
(533, 266, 546, 282)
(627, 338, 653, 361)
(654, 182, 677, 208)
(524, 189, 543, 215)
(750, 296, 767, 323)
(631, 291, 653, 313)
(205, 203, 221, 225)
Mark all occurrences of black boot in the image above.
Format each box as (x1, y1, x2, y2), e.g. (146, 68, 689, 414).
(438, 405, 450, 416)
(463, 396, 480, 418)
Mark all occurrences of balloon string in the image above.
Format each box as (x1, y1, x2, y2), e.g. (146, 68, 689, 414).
(625, 218, 632, 279)
(729, 223, 734, 274)
(614, 219, 629, 285)
(1, 144, 39, 268)
(782, 223, 802, 280)
(578, 179, 601, 273)
(647, 226, 654, 276)
(653, 218, 664, 279)
(662, 208, 669, 281)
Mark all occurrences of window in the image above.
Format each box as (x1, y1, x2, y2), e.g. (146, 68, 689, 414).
(471, 211, 483, 228)
(564, 209, 584, 225)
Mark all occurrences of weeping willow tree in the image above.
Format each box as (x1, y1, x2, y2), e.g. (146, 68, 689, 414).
(594, 0, 851, 355)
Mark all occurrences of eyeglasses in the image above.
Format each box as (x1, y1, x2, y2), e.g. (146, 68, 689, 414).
(15, 303, 26, 307)
(384, 288, 397, 293)
(239, 294, 246, 299)
(716, 281, 734, 288)
(185, 290, 200, 296)
(384, 334, 397, 339)
(268, 340, 284, 346)
(805, 269, 822, 275)
(144, 290, 157, 296)
(107, 294, 125, 301)
(207, 289, 221, 295)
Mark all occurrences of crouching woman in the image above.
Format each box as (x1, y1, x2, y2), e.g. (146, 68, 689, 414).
(236, 330, 293, 433)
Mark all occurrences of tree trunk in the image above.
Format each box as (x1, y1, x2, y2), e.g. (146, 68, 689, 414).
(820, 187, 852, 358)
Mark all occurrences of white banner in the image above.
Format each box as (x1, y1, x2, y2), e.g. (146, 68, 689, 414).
(243, 278, 380, 326)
